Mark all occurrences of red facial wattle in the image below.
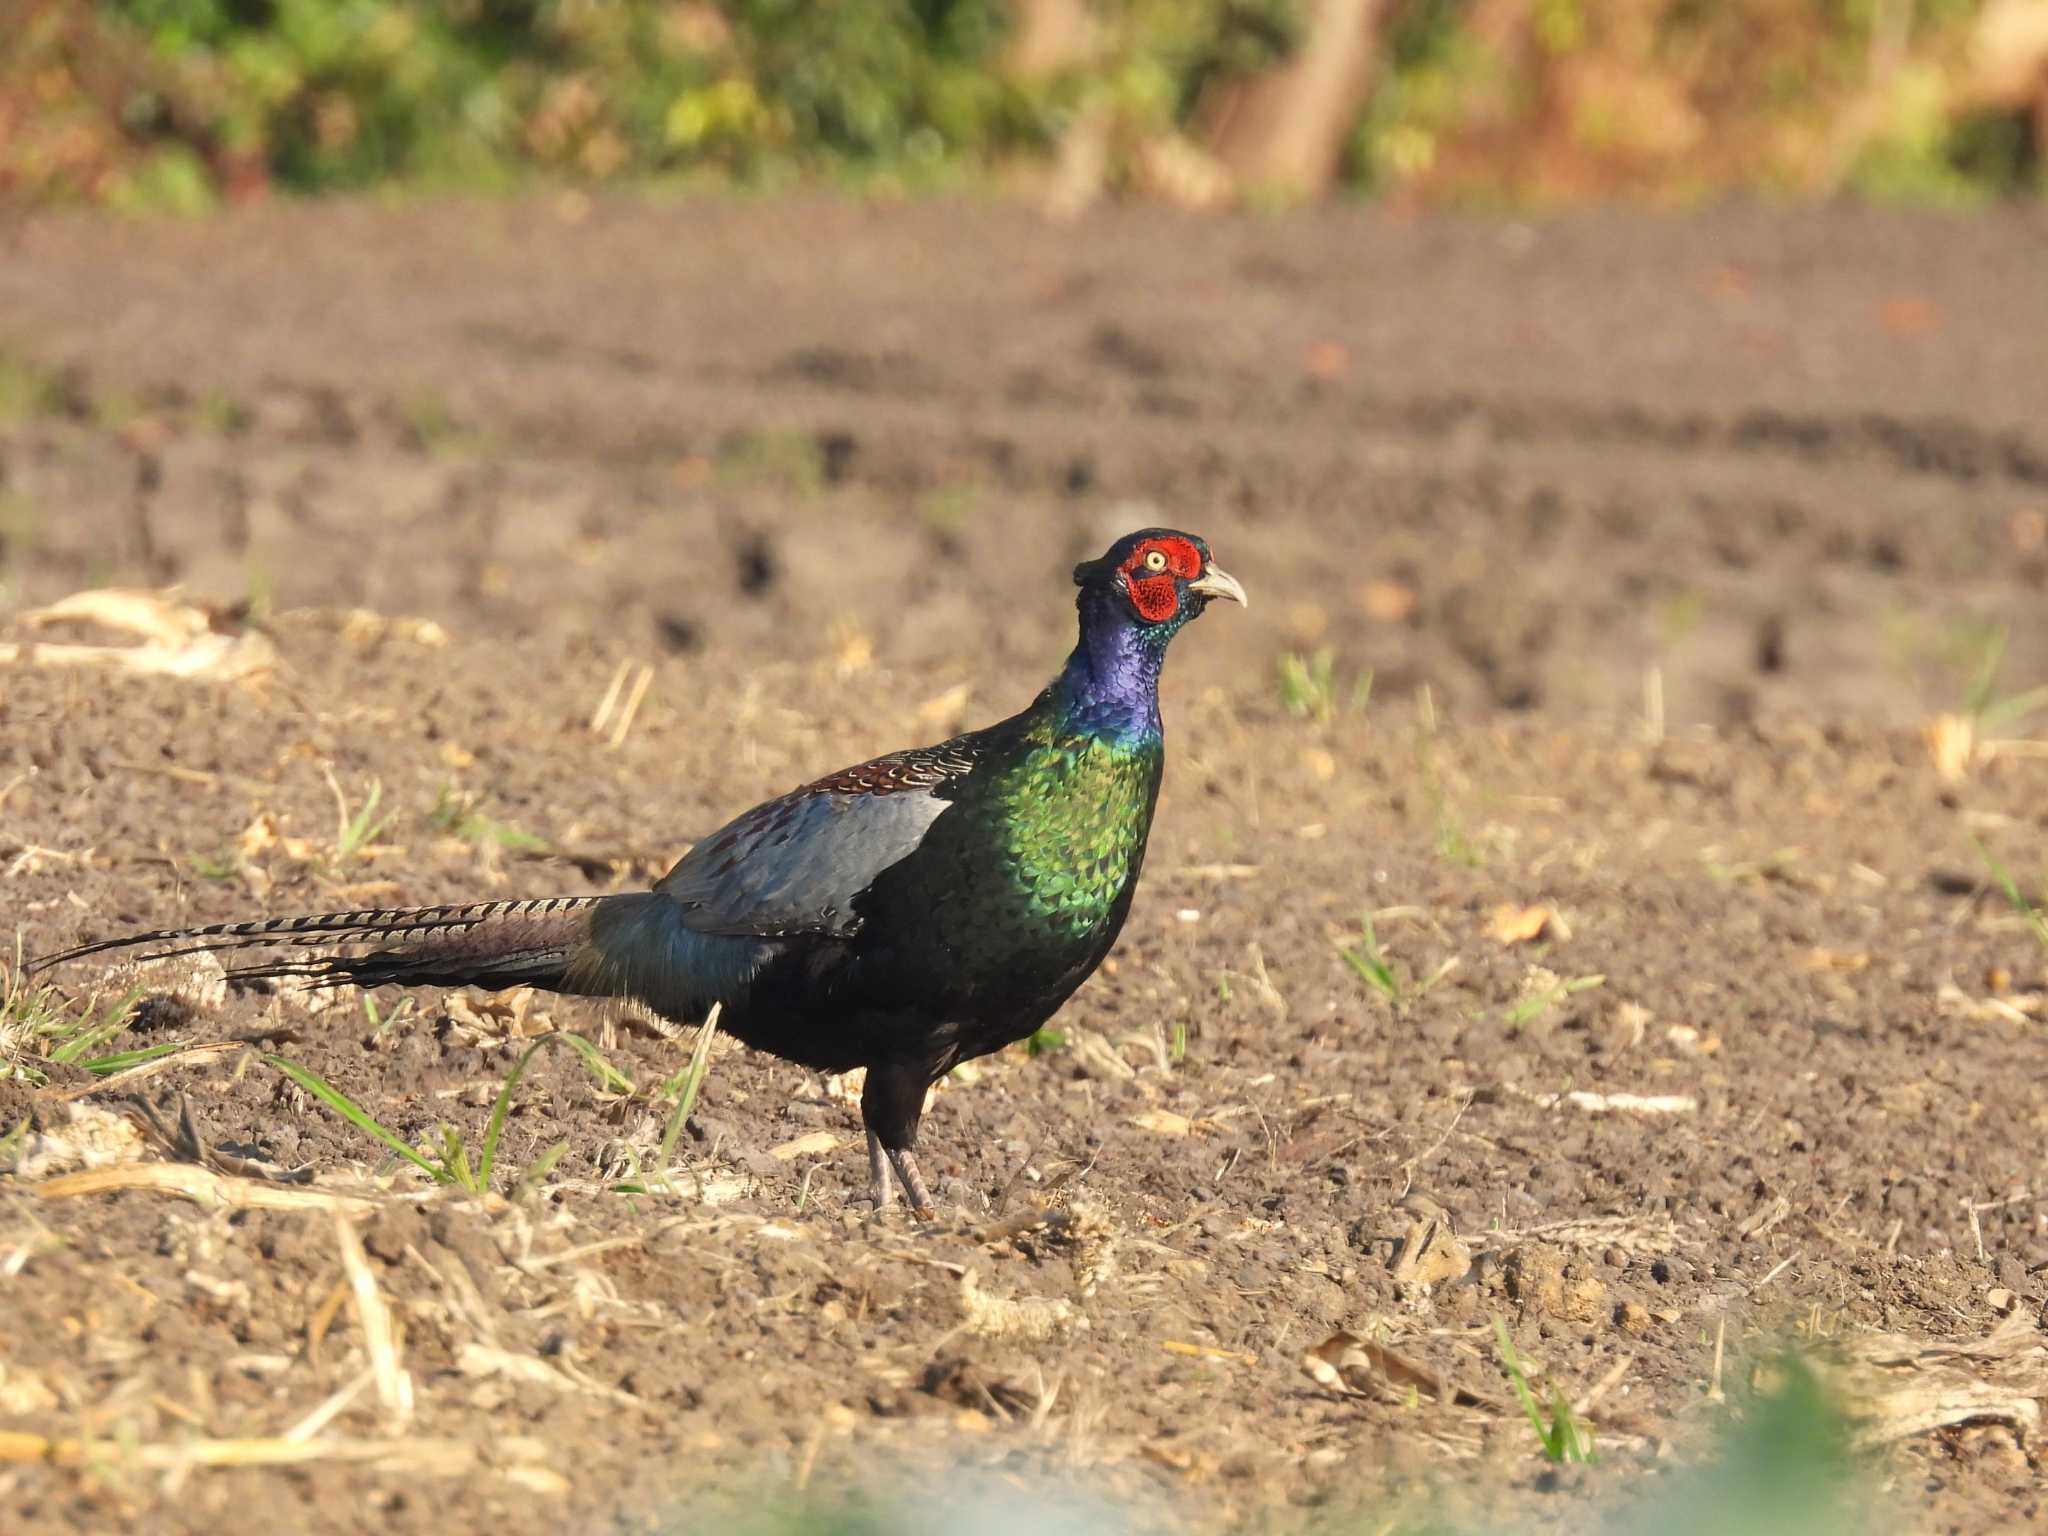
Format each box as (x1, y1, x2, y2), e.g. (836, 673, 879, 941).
(1127, 574, 1179, 621)
(1118, 536, 1205, 623)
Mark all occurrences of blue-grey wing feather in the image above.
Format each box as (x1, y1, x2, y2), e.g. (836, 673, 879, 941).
(657, 785, 951, 938)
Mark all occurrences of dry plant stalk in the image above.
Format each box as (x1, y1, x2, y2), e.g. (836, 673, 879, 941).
(0, 1429, 565, 1489)
(1507, 1084, 1698, 1116)
(1, 588, 276, 680)
(1304, 1328, 1507, 1411)
(958, 1269, 1083, 1340)
(1807, 1309, 2048, 1448)
(32, 1160, 379, 1214)
(589, 658, 655, 748)
(1064, 1201, 1119, 1298)
(332, 1208, 414, 1428)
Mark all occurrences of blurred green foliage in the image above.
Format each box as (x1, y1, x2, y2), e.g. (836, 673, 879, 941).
(0, 0, 2038, 209)
(1, 0, 1028, 202)
(116, 0, 1037, 190)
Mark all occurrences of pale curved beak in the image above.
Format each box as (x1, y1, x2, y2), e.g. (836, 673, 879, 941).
(1188, 563, 1248, 609)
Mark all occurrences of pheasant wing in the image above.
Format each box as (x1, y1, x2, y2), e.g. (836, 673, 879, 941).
(655, 741, 985, 939)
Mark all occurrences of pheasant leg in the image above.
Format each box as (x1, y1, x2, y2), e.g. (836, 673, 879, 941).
(886, 1145, 935, 1218)
(861, 1062, 937, 1217)
(866, 1128, 897, 1209)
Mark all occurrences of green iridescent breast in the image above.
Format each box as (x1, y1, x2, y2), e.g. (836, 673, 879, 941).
(990, 727, 1161, 938)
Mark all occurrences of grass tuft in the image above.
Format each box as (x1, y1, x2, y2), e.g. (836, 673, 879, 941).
(1, 944, 145, 1085)
(1972, 836, 2048, 953)
(656, 1002, 723, 1178)
(1493, 1314, 1593, 1464)
(1952, 621, 2048, 737)
(186, 846, 240, 884)
(1024, 1024, 1066, 1057)
(428, 784, 550, 852)
(1501, 972, 1606, 1030)
(321, 768, 398, 868)
(1276, 649, 1372, 724)
(268, 1030, 632, 1192)
(267, 1052, 447, 1181)
(1339, 915, 1454, 1018)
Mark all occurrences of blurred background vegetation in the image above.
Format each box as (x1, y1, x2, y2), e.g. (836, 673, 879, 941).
(1, 0, 2043, 212)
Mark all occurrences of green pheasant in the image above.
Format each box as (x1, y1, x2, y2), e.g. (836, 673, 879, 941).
(31, 529, 1247, 1213)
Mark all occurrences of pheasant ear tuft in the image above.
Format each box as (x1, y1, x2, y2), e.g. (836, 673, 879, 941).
(1073, 557, 1102, 587)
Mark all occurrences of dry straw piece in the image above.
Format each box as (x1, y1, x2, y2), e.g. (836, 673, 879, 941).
(0, 1430, 565, 1489)
(958, 1269, 1083, 1341)
(332, 1207, 414, 1428)
(1807, 1309, 2048, 1449)
(0, 588, 276, 680)
(32, 1161, 380, 1215)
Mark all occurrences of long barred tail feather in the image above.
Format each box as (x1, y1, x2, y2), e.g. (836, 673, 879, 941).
(26, 895, 618, 997)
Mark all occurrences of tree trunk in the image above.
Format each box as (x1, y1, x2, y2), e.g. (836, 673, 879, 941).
(1003, 0, 1099, 80)
(1202, 0, 1386, 197)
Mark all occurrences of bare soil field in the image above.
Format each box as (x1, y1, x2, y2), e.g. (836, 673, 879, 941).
(1, 198, 2046, 1534)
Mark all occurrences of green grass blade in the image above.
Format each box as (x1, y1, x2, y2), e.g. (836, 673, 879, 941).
(1493, 1315, 1558, 1458)
(552, 1030, 636, 1094)
(47, 988, 144, 1065)
(1024, 1025, 1066, 1057)
(265, 1053, 448, 1182)
(440, 1125, 479, 1192)
(658, 1003, 722, 1175)
(511, 1140, 570, 1202)
(1972, 835, 2048, 950)
(81, 1040, 190, 1075)
(1548, 1383, 1593, 1462)
(475, 1031, 634, 1191)
(1493, 1314, 1593, 1464)
(1962, 624, 2009, 720)
(478, 1035, 555, 1188)
(1977, 682, 2048, 737)
(1340, 918, 1402, 1004)
(1503, 973, 1606, 1028)
(1340, 944, 1397, 1000)
(476, 1047, 538, 1191)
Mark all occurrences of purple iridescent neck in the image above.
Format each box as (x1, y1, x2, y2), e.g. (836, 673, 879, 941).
(1049, 591, 1175, 746)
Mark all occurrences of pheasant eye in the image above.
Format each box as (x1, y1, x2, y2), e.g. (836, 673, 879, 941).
(1142, 549, 1169, 572)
